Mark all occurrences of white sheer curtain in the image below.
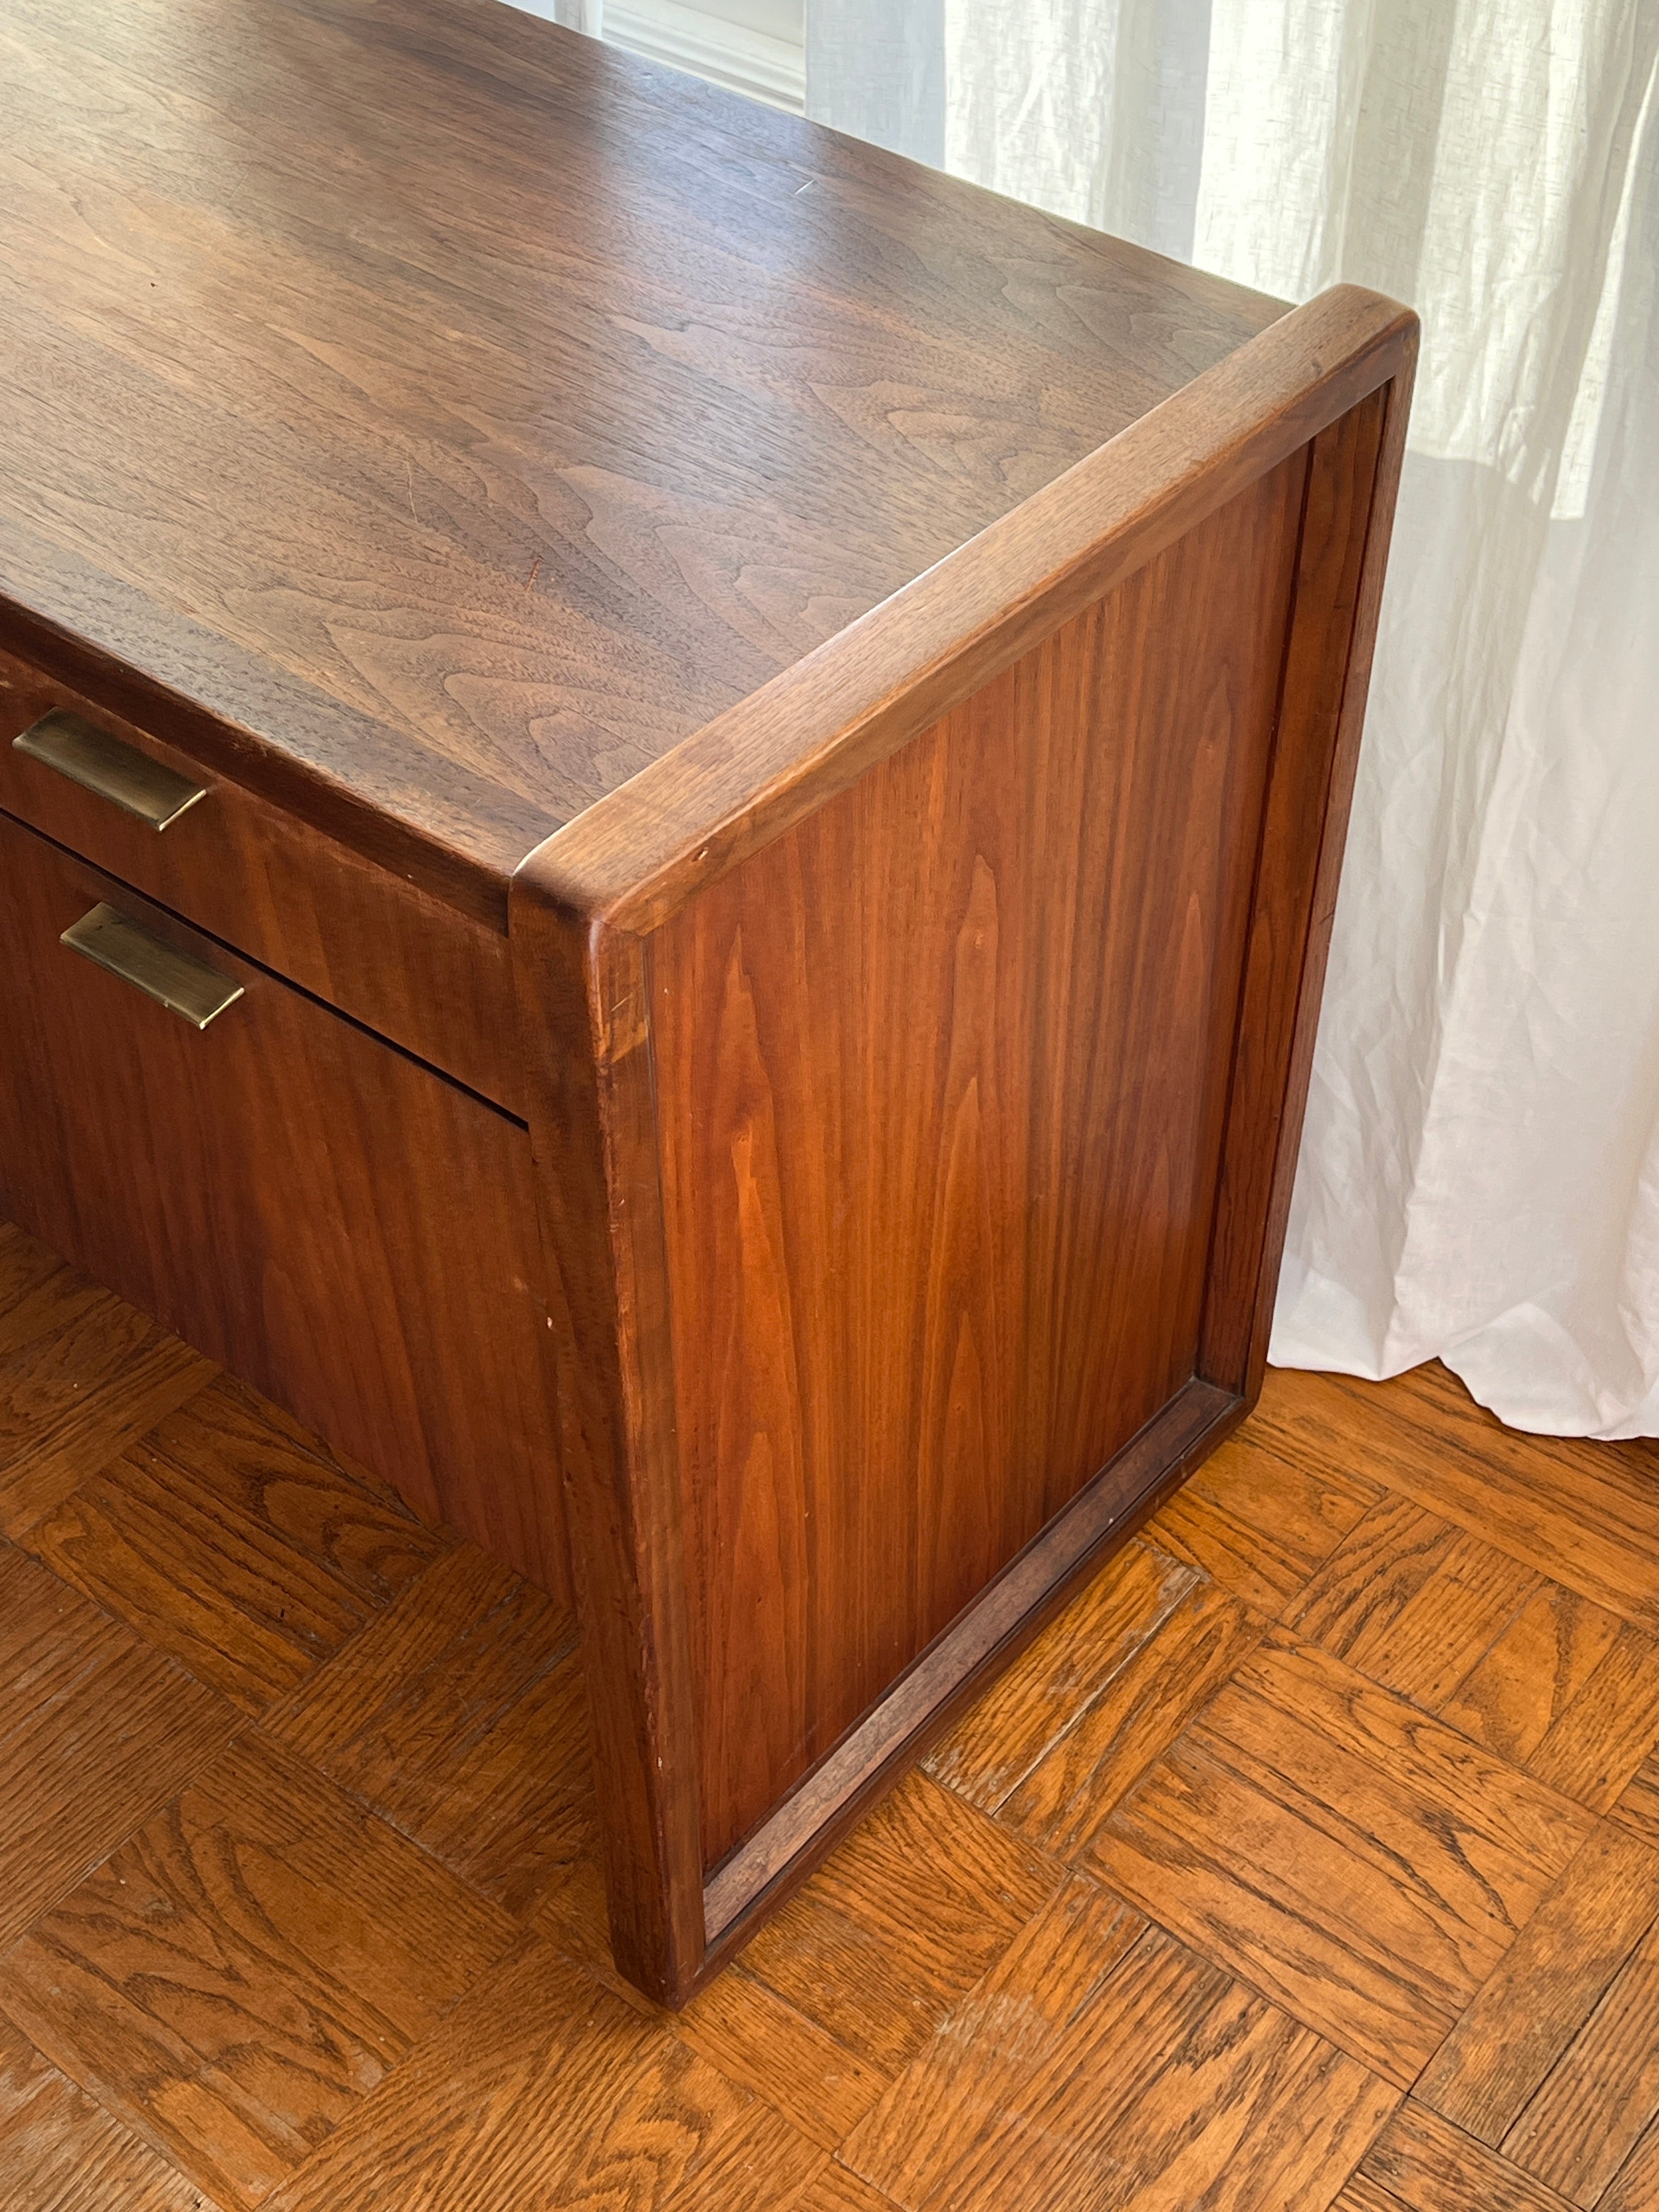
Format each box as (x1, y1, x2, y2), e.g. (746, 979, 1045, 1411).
(810, 0, 1659, 1440)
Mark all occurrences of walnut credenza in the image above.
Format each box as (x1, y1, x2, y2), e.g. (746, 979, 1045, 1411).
(0, 0, 1415, 2004)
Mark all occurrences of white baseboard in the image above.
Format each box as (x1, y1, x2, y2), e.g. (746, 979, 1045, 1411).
(605, 0, 806, 113)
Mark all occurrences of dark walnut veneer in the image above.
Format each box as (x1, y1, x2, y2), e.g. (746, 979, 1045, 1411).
(0, 0, 1416, 2002)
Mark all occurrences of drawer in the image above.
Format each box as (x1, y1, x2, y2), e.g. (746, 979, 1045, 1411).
(0, 648, 524, 1115)
(0, 809, 569, 1605)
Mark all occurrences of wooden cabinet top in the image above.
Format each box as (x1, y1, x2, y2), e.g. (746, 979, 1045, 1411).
(1, 0, 1288, 924)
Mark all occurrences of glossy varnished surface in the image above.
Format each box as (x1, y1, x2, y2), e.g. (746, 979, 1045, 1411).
(0, 647, 525, 1110)
(0, 0, 1285, 912)
(4, 0, 1416, 2011)
(653, 457, 1304, 1866)
(5, 1240, 1659, 2209)
(511, 291, 1415, 1997)
(0, 815, 568, 1602)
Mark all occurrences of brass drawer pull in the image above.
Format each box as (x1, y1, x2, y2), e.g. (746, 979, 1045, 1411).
(14, 710, 207, 831)
(61, 904, 244, 1029)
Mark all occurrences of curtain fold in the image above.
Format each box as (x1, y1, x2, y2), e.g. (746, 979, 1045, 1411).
(808, 0, 1659, 1437)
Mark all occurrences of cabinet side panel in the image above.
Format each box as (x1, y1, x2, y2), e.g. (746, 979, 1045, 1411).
(648, 454, 1308, 1869)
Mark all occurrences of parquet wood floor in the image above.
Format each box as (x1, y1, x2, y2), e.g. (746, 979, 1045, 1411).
(3, 1216, 1658, 2211)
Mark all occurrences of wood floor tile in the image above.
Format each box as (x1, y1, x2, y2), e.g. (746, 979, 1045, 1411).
(0, 1733, 520, 2210)
(1613, 1754, 1659, 1849)
(26, 1380, 445, 1714)
(1284, 1495, 1447, 1651)
(1358, 2100, 1576, 2211)
(1414, 1821, 1659, 2145)
(1282, 1488, 1659, 1824)
(255, 1936, 824, 2212)
(1402, 1360, 1659, 1491)
(1525, 1625, 1659, 1814)
(1499, 1914, 1659, 2205)
(994, 1579, 1266, 1859)
(843, 1874, 1397, 2212)
(1146, 1424, 1384, 1615)
(0, 2013, 218, 2212)
(1438, 1583, 1624, 1766)
(1250, 1367, 1659, 1634)
(737, 1771, 1060, 2074)
(0, 1547, 236, 1954)
(675, 1965, 890, 2149)
(0, 1222, 65, 1316)
(923, 1537, 1199, 1812)
(1223, 1630, 1595, 1870)
(551, 1863, 889, 2152)
(1088, 1633, 1592, 2085)
(839, 1875, 1151, 2206)
(1286, 1496, 1541, 1708)
(1330, 2177, 1412, 2212)
(1599, 2111, 1659, 2212)
(264, 1543, 588, 1921)
(6, 1261, 1658, 2211)
(789, 2168, 906, 2212)
(0, 1253, 213, 1541)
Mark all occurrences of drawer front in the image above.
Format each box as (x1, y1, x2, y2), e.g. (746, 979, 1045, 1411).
(0, 810, 568, 1605)
(0, 648, 524, 1114)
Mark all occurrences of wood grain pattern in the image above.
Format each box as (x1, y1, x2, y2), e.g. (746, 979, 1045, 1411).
(1440, 1581, 1626, 1765)
(264, 1544, 587, 1921)
(512, 902, 708, 2001)
(1331, 2178, 1415, 2212)
(5, 0, 1416, 2005)
(1287, 1496, 1542, 1707)
(700, 1381, 1241, 1949)
(0, 1733, 520, 2211)
(1144, 1425, 1385, 1616)
(27, 1378, 445, 1713)
(0, 1218, 61, 1313)
(788, 2171, 907, 2212)
(530, 289, 1414, 929)
(0, 1229, 214, 1541)
(922, 1537, 1200, 1813)
(842, 1877, 1397, 2212)
(674, 1968, 891, 2153)
(1253, 1365, 1659, 1634)
(1499, 1915, 1659, 2205)
(0, 648, 523, 1110)
(1414, 1822, 1659, 2145)
(0, 1546, 236, 1955)
(1090, 1631, 1594, 2084)
(1279, 1468, 1659, 1840)
(4, 1300, 1659, 2211)
(1525, 1625, 1659, 1815)
(255, 1934, 826, 2212)
(1358, 2103, 1578, 2212)
(0, 0, 1289, 914)
(995, 1579, 1267, 1858)
(0, 815, 569, 1605)
(509, 262, 1413, 1992)
(0, 2013, 222, 2212)
(1614, 1755, 1659, 1849)
(1599, 2114, 1659, 2212)
(733, 1773, 1060, 2075)
(650, 459, 1303, 1869)
(1196, 387, 1392, 1401)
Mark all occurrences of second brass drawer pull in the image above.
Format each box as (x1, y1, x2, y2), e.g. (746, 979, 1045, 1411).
(14, 710, 207, 831)
(61, 904, 244, 1030)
